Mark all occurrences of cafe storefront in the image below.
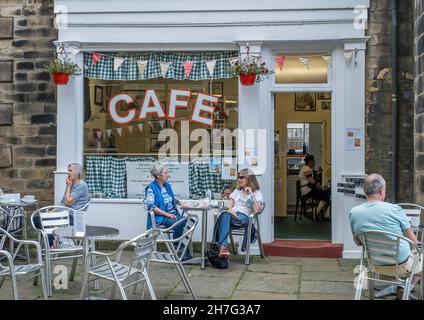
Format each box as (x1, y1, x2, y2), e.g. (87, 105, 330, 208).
(55, 0, 369, 258)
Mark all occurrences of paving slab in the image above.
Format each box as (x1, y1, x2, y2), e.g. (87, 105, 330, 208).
(237, 272, 299, 294)
(267, 257, 340, 267)
(301, 271, 355, 282)
(247, 263, 300, 274)
(300, 280, 355, 295)
(299, 293, 355, 300)
(231, 290, 297, 300)
(172, 275, 240, 299)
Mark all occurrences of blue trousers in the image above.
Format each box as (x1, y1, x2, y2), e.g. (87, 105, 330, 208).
(218, 211, 249, 247)
(158, 212, 186, 240)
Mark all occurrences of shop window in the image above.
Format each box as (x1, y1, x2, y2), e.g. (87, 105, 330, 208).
(274, 53, 330, 84)
(83, 77, 239, 200)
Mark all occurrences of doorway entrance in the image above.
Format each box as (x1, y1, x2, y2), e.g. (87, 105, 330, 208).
(274, 92, 332, 240)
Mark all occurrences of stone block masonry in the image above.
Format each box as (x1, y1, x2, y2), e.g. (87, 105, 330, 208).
(0, 0, 57, 207)
(366, 0, 414, 202)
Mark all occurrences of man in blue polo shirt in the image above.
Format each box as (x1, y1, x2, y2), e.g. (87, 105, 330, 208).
(349, 173, 422, 297)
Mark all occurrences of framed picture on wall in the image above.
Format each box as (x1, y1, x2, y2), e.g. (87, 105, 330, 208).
(94, 86, 103, 106)
(316, 92, 331, 100)
(321, 100, 331, 110)
(295, 93, 316, 111)
(210, 82, 223, 98)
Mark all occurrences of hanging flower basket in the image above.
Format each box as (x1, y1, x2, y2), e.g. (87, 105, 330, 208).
(43, 58, 81, 86)
(52, 72, 70, 85)
(239, 73, 257, 86)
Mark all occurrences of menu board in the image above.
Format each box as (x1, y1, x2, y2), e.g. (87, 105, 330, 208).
(126, 161, 189, 199)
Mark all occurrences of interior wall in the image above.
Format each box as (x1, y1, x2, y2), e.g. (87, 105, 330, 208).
(274, 92, 332, 217)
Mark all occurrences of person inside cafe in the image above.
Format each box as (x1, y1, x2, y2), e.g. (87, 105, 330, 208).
(349, 173, 422, 299)
(144, 161, 190, 259)
(33, 163, 91, 247)
(298, 154, 331, 220)
(216, 168, 264, 258)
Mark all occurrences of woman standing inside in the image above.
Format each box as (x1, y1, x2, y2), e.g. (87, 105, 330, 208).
(216, 168, 264, 257)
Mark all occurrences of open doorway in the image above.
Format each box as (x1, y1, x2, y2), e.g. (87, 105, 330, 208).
(274, 92, 332, 240)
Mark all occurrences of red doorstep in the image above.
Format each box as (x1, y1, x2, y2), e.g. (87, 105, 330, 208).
(263, 240, 343, 258)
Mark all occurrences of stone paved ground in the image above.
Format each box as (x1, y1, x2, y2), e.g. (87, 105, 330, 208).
(0, 251, 376, 300)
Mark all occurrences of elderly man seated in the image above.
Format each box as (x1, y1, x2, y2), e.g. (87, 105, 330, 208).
(349, 173, 422, 298)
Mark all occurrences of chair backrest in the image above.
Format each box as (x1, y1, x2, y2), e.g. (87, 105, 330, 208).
(127, 229, 160, 266)
(31, 206, 73, 235)
(396, 203, 424, 229)
(356, 230, 418, 278)
(78, 199, 92, 212)
(296, 180, 301, 199)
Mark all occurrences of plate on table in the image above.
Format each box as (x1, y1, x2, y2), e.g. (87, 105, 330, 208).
(21, 199, 36, 204)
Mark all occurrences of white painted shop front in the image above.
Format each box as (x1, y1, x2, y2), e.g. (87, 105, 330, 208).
(54, 0, 369, 258)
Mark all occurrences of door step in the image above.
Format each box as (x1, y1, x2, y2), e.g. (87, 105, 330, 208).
(263, 240, 343, 258)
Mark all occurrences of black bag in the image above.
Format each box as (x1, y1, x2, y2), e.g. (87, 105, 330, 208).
(207, 213, 230, 269)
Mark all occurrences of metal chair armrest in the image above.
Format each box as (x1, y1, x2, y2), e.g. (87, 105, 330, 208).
(156, 217, 188, 234)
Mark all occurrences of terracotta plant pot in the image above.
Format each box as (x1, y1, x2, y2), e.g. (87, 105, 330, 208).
(52, 72, 70, 85)
(239, 73, 257, 86)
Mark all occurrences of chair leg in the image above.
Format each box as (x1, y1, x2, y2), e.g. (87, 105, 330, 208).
(256, 219, 265, 259)
(79, 269, 90, 300)
(69, 257, 78, 281)
(295, 200, 299, 222)
(142, 271, 156, 300)
(403, 279, 412, 300)
(368, 273, 374, 300)
(11, 275, 19, 300)
(116, 282, 127, 300)
(245, 221, 253, 265)
(175, 263, 191, 293)
(354, 268, 365, 300)
(40, 269, 48, 300)
(177, 261, 196, 300)
(229, 233, 236, 254)
(45, 253, 52, 297)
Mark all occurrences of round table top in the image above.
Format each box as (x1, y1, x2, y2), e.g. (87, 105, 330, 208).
(53, 225, 119, 240)
(0, 200, 38, 207)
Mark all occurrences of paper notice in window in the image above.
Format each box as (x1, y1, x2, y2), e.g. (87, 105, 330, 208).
(345, 128, 363, 151)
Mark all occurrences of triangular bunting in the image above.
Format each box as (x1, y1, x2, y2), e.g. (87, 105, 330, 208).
(169, 119, 176, 128)
(159, 120, 166, 129)
(92, 53, 102, 65)
(344, 51, 354, 65)
(182, 61, 194, 78)
(160, 62, 171, 78)
(275, 55, 286, 71)
(116, 127, 123, 136)
(298, 57, 310, 69)
(322, 55, 332, 66)
(114, 57, 125, 71)
(224, 109, 231, 117)
(95, 129, 102, 140)
(106, 129, 112, 137)
(127, 126, 134, 134)
(137, 60, 148, 76)
(137, 124, 143, 133)
(206, 60, 217, 77)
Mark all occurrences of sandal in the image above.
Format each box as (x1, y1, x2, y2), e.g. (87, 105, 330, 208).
(218, 245, 230, 258)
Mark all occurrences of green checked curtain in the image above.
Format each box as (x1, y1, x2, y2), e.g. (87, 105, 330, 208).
(83, 51, 238, 81)
(85, 156, 234, 199)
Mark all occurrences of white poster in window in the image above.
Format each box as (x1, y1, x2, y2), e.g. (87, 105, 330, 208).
(245, 147, 259, 168)
(126, 161, 189, 199)
(345, 128, 363, 151)
(221, 158, 237, 180)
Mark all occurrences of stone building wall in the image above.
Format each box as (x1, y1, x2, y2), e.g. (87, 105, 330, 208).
(0, 0, 57, 207)
(415, 0, 424, 204)
(366, 0, 414, 202)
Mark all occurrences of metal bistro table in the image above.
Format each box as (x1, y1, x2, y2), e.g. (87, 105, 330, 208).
(53, 225, 119, 291)
(0, 200, 38, 262)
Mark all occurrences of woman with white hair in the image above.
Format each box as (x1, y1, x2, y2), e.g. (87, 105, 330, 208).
(60, 163, 91, 210)
(145, 161, 187, 243)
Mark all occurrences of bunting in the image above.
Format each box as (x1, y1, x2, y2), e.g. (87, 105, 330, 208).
(298, 57, 310, 69)
(182, 61, 194, 78)
(137, 124, 143, 133)
(116, 127, 123, 136)
(137, 60, 148, 76)
(206, 60, 217, 77)
(92, 53, 102, 66)
(275, 55, 286, 71)
(160, 62, 171, 78)
(169, 119, 176, 128)
(106, 129, 112, 137)
(159, 120, 166, 129)
(127, 126, 134, 134)
(114, 57, 125, 71)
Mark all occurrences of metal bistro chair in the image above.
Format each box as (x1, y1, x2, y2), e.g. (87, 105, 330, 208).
(354, 230, 423, 300)
(149, 214, 199, 300)
(214, 203, 266, 265)
(295, 180, 320, 222)
(0, 227, 48, 300)
(30, 206, 84, 297)
(80, 229, 160, 300)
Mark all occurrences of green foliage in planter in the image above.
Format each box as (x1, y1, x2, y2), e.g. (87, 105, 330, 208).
(43, 58, 82, 76)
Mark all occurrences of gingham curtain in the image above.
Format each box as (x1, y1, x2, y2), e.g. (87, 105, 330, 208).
(83, 51, 238, 81)
(85, 156, 234, 199)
